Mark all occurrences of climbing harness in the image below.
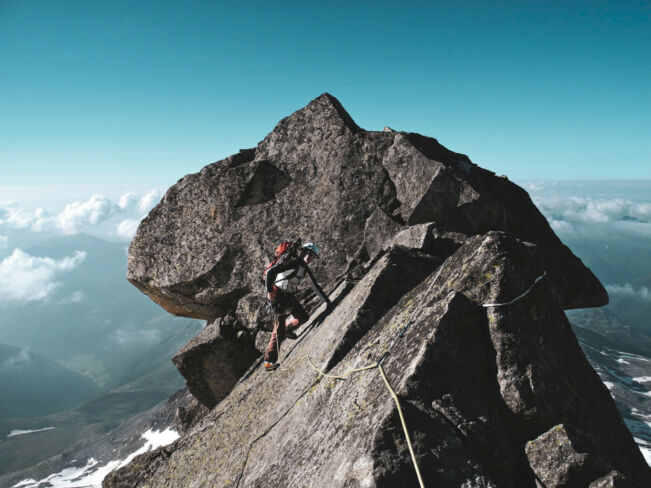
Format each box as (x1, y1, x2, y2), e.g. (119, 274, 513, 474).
(265, 266, 547, 488)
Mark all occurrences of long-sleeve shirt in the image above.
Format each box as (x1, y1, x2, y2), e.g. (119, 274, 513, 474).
(265, 256, 329, 304)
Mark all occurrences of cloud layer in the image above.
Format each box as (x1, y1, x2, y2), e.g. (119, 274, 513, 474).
(0, 189, 162, 240)
(534, 195, 651, 224)
(606, 284, 651, 302)
(55, 195, 121, 234)
(2, 347, 31, 369)
(0, 249, 87, 303)
(112, 327, 161, 345)
(523, 183, 651, 238)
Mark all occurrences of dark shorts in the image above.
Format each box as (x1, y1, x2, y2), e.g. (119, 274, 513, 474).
(274, 291, 309, 323)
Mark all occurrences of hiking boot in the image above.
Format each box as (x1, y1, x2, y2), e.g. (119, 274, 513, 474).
(264, 361, 280, 372)
(286, 331, 298, 340)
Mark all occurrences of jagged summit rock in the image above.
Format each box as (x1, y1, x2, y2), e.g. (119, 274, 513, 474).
(112, 95, 649, 487)
(258, 92, 363, 141)
(127, 93, 606, 321)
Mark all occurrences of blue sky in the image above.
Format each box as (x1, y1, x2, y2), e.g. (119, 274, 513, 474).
(1, 0, 650, 191)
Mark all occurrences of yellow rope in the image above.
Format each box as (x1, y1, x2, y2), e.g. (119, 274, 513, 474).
(305, 355, 378, 379)
(275, 349, 425, 487)
(268, 273, 435, 486)
(263, 264, 546, 486)
(378, 364, 426, 488)
(277, 352, 377, 377)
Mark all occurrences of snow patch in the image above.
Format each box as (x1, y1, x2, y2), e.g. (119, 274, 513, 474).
(11, 428, 179, 488)
(608, 348, 650, 362)
(11, 480, 37, 487)
(7, 427, 55, 437)
(629, 409, 651, 428)
(634, 437, 651, 466)
(633, 376, 651, 383)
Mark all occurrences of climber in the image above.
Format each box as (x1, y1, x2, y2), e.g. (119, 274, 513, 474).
(263, 241, 331, 371)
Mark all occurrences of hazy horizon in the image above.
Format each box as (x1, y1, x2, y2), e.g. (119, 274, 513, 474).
(2, 1, 650, 186)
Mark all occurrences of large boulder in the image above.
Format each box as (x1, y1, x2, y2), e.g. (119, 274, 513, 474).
(171, 319, 258, 409)
(127, 93, 606, 322)
(526, 424, 603, 487)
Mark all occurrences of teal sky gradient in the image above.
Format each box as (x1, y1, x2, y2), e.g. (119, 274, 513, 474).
(1, 0, 650, 188)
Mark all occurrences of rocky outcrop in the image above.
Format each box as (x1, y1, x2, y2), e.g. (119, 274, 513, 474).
(173, 388, 209, 435)
(109, 233, 648, 487)
(111, 94, 648, 487)
(102, 443, 177, 488)
(526, 424, 602, 487)
(127, 93, 606, 323)
(171, 319, 258, 410)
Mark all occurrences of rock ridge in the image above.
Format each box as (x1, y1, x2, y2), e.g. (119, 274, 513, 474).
(110, 94, 648, 487)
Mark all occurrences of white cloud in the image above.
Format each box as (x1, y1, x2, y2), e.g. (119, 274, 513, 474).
(117, 190, 161, 214)
(0, 234, 7, 248)
(521, 181, 559, 192)
(606, 283, 651, 302)
(0, 190, 163, 241)
(112, 328, 161, 345)
(55, 194, 120, 234)
(30, 208, 53, 231)
(533, 195, 651, 224)
(0, 249, 87, 303)
(548, 218, 574, 235)
(60, 290, 84, 304)
(115, 219, 140, 239)
(0, 201, 52, 229)
(2, 347, 31, 369)
(118, 192, 140, 210)
(528, 192, 651, 239)
(112, 190, 161, 239)
(136, 190, 161, 214)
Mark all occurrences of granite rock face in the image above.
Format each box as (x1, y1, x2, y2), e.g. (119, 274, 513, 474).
(110, 94, 648, 487)
(109, 234, 648, 487)
(172, 388, 209, 435)
(526, 424, 603, 487)
(171, 319, 258, 410)
(127, 93, 606, 322)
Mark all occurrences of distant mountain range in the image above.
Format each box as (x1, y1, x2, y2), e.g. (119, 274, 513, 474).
(0, 231, 202, 478)
(0, 343, 100, 419)
(560, 208, 651, 464)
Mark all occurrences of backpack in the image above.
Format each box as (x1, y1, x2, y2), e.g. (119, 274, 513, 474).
(262, 238, 302, 285)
